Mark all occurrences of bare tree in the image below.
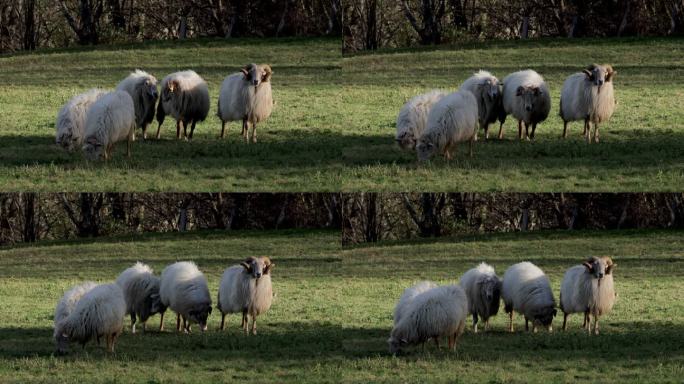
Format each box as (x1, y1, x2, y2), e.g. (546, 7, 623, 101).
(59, 0, 104, 45)
(401, 0, 446, 45)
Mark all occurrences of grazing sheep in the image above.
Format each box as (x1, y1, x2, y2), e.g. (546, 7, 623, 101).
(159, 261, 212, 333)
(459, 262, 502, 333)
(416, 90, 478, 162)
(53, 281, 98, 341)
(116, 70, 159, 140)
(459, 71, 504, 140)
(395, 90, 447, 150)
(388, 284, 468, 354)
(560, 64, 617, 143)
(502, 261, 557, 333)
(55, 89, 107, 151)
(115, 262, 167, 334)
(560, 256, 617, 335)
(499, 70, 551, 140)
(54, 283, 125, 355)
(217, 256, 274, 335)
(156, 70, 210, 140)
(393, 281, 438, 326)
(81, 90, 136, 161)
(217, 64, 274, 143)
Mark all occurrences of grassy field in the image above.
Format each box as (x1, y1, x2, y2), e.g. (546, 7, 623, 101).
(342, 37, 684, 191)
(0, 229, 682, 383)
(0, 37, 342, 191)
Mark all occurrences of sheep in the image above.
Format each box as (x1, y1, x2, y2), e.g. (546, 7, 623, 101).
(458, 71, 504, 140)
(155, 70, 210, 140)
(499, 70, 551, 140)
(217, 64, 274, 143)
(55, 89, 107, 151)
(116, 70, 159, 140)
(53, 281, 98, 338)
(560, 64, 617, 143)
(415, 90, 478, 162)
(502, 261, 557, 333)
(560, 256, 617, 335)
(159, 261, 212, 333)
(459, 262, 502, 333)
(81, 90, 136, 161)
(115, 262, 167, 334)
(54, 283, 125, 355)
(388, 284, 468, 354)
(395, 90, 447, 150)
(217, 256, 274, 335)
(392, 281, 438, 326)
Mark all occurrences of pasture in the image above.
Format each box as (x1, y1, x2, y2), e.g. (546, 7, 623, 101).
(342, 37, 684, 191)
(0, 229, 682, 383)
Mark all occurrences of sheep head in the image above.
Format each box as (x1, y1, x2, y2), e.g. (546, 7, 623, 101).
(415, 136, 437, 162)
(396, 131, 416, 150)
(241, 63, 273, 89)
(187, 302, 212, 332)
(138, 76, 158, 101)
(240, 256, 272, 279)
(515, 86, 542, 112)
(167, 79, 179, 94)
(583, 256, 607, 280)
(478, 275, 501, 303)
(149, 292, 167, 316)
(583, 64, 615, 93)
(531, 305, 557, 328)
(478, 78, 500, 101)
(82, 136, 104, 160)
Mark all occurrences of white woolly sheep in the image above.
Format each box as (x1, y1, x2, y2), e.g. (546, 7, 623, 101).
(159, 261, 212, 333)
(115, 262, 167, 334)
(156, 70, 210, 140)
(393, 281, 438, 326)
(54, 283, 125, 355)
(53, 281, 98, 341)
(116, 70, 159, 140)
(560, 64, 617, 143)
(395, 90, 447, 150)
(81, 90, 136, 161)
(55, 89, 107, 151)
(416, 90, 478, 162)
(499, 70, 551, 140)
(459, 71, 504, 140)
(388, 284, 468, 354)
(217, 256, 274, 335)
(217, 63, 274, 143)
(459, 262, 502, 333)
(560, 256, 617, 335)
(502, 261, 557, 333)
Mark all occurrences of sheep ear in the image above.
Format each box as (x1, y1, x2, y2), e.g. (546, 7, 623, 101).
(582, 262, 593, 272)
(515, 86, 524, 96)
(533, 87, 541, 96)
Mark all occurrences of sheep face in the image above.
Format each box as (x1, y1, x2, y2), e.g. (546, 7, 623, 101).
(82, 137, 104, 160)
(241, 64, 273, 89)
(583, 256, 607, 279)
(55, 332, 69, 355)
(141, 78, 158, 102)
(531, 306, 557, 328)
(396, 132, 416, 150)
(479, 276, 501, 304)
(240, 257, 273, 279)
(187, 303, 212, 332)
(149, 293, 167, 316)
(57, 132, 77, 151)
(515, 86, 543, 113)
(387, 336, 406, 354)
(480, 79, 500, 101)
(416, 138, 437, 162)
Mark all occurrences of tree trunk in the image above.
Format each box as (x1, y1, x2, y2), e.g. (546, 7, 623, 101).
(618, 0, 631, 37)
(23, 0, 36, 50)
(520, 16, 529, 39)
(365, 0, 378, 50)
(22, 193, 37, 242)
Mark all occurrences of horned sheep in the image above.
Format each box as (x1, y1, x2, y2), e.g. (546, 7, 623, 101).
(388, 284, 468, 354)
(395, 90, 447, 150)
(115, 262, 167, 334)
(54, 283, 125, 354)
(217, 63, 274, 143)
(159, 261, 212, 333)
(81, 90, 136, 160)
(458, 71, 504, 140)
(560, 64, 617, 143)
(502, 261, 557, 333)
(55, 89, 107, 151)
(217, 256, 274, 335)
(560, 256, 617, 335)
(459, 262, 502, 333)
(499, 70, 551, 140)
(116, 70, 159, 140)
(416, 90, 478, 161)
(156, 70, 210, 140)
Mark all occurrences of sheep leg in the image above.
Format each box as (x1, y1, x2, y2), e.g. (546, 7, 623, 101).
(251, 123, 257, 144)
(583, 311, 590, 330)
(472, 313, 478, 333)
(251, 317, 257, 335)
(127, 136, 132, 158)
(176, 120, 182, 140)
(508, 311, 514, 332)
(176, 313, 181, 332)
(110, 332, 119, 353)
(530, 123, 537, 140)
(483, 123, 489, 140)
(585, 120, 592, 144)
(130, 313, 137, 334)
(593, 315, 600, 335)
(220, 121, 227, 139)
(242, 120, 249, 141)
(594, 124, 600, 143)
(562, 121, 568, 138)
(562, 312, 568, 331)
(142, 123, 148, 140)
(142, 321, 146, 333)
(517, 120, 523, 140)
(525, 317, 529, 332)
(159, 311, 165, 331)
(448, 334, 455, 350)
(182, 120, 188, 140)
(469, 137, 474, 157)
(156, 123, 163, 139)
(220, 313, 226, 331)
(242, 310, 249, 333)
(106, 333, 112, 352)
(188, 120, 196, 140)
(498, 121, 505, 140)
(533, 324, 538, 333)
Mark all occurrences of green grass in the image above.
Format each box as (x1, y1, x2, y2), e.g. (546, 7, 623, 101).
(341, 37, 684, 191)
(0, 37, 343, 191)
(0, 229, 682, 383)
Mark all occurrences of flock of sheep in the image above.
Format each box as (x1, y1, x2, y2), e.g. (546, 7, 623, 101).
(53, 257, 274, 354)
(395, 64, 617, 161)
(388, 257, 617, 354)
(55, 64, 274, 160)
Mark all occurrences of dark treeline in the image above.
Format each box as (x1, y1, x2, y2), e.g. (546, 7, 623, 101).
(0, 193, 341, 245)
(0, 0, 341, 53)
(342, 193, 684, 244)
(343, 0, 684, 52)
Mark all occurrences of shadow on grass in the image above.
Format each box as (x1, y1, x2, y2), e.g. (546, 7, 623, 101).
(2, 320, 682, 362)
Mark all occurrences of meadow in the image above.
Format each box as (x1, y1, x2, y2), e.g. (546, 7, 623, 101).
(342, 37, 684, 191)
(0, 229, 681, 383)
